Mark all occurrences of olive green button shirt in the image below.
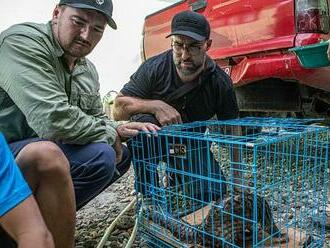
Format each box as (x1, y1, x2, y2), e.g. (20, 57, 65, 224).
(0, 22, 119, 144)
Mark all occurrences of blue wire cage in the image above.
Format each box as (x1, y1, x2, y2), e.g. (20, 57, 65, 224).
(130, 117, 329, 248)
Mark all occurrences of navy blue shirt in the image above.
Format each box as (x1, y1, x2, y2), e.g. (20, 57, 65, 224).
(121, 50, 238, 122)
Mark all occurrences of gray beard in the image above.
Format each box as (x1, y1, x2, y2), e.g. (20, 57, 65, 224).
(178, 66, 198, 76)
(176, 65, 204, 82)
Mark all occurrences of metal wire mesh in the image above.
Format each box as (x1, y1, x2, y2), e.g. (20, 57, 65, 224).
(131, 117, 329, 248)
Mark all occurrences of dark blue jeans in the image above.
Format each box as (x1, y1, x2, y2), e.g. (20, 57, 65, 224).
(9, 138, 131, 210)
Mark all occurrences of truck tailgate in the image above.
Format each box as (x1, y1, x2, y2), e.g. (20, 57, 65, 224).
(143, 0, 296, 60)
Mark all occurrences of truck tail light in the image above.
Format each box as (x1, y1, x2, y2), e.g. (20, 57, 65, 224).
(296, 0, 330, 33)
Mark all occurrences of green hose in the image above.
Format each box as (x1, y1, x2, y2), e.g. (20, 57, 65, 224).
(96, 198, 137, 248)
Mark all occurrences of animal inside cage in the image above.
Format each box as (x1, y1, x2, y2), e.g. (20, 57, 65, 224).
(130, 117, 329, 248)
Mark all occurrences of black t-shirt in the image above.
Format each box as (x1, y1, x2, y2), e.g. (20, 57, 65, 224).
(121, 50, 239, 122)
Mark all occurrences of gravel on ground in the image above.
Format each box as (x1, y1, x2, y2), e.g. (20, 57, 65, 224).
(75, 167, 330, 248)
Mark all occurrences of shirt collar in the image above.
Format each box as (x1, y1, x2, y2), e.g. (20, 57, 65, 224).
(204, 55, 216, 74)
(46, 22, 63, 58)
(72, 58, 88, 76)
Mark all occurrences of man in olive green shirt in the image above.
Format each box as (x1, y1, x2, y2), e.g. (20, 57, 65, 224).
(0, 0, 159, 247)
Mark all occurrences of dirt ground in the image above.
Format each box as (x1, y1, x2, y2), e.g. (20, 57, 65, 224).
(75, 167, 136, 248)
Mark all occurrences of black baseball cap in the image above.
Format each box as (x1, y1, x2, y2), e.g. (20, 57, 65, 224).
(166, 11, 210, 41)
(59, 0, 117, 29)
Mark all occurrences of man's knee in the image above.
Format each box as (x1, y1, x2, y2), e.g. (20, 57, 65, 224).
(97, 143, 116, 178)
(16, 141, 70, 178)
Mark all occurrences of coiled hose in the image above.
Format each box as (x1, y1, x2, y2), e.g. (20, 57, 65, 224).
(96, 198, 137, 248)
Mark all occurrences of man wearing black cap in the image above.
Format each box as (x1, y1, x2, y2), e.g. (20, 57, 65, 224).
(113, 10, 238, 125)
(0, 1, 159, 247)
(113, 11, 238, 198)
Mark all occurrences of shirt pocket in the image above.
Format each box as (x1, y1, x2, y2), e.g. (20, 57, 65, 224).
(78, 93, 103, 115)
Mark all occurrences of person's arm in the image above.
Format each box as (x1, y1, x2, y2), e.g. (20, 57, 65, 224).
(112, 93, 156, 120)
(0, 134, 54, 247)
(113, 93, 182, 126)
(0, 34, 117, 145)
(1, 196, 54, 248)
(113, 54, 183, 126)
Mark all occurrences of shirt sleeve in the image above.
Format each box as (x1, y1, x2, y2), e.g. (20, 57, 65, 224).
(0, 133, 32, 217)
(0, 34, 118, 145)
(216, 73, 239, 120)
(120, 60, 154, 98)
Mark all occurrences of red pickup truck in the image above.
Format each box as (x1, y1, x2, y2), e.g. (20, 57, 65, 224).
(141, 0, 330, 118)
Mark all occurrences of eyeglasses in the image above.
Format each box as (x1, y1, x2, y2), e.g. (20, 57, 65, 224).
(171, 41, 205, 55)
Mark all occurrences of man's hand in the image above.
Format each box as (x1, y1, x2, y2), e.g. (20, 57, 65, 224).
(152, 100, 182, 126)
(112, 135, 123, 164)
(116, 122, 160, 139)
